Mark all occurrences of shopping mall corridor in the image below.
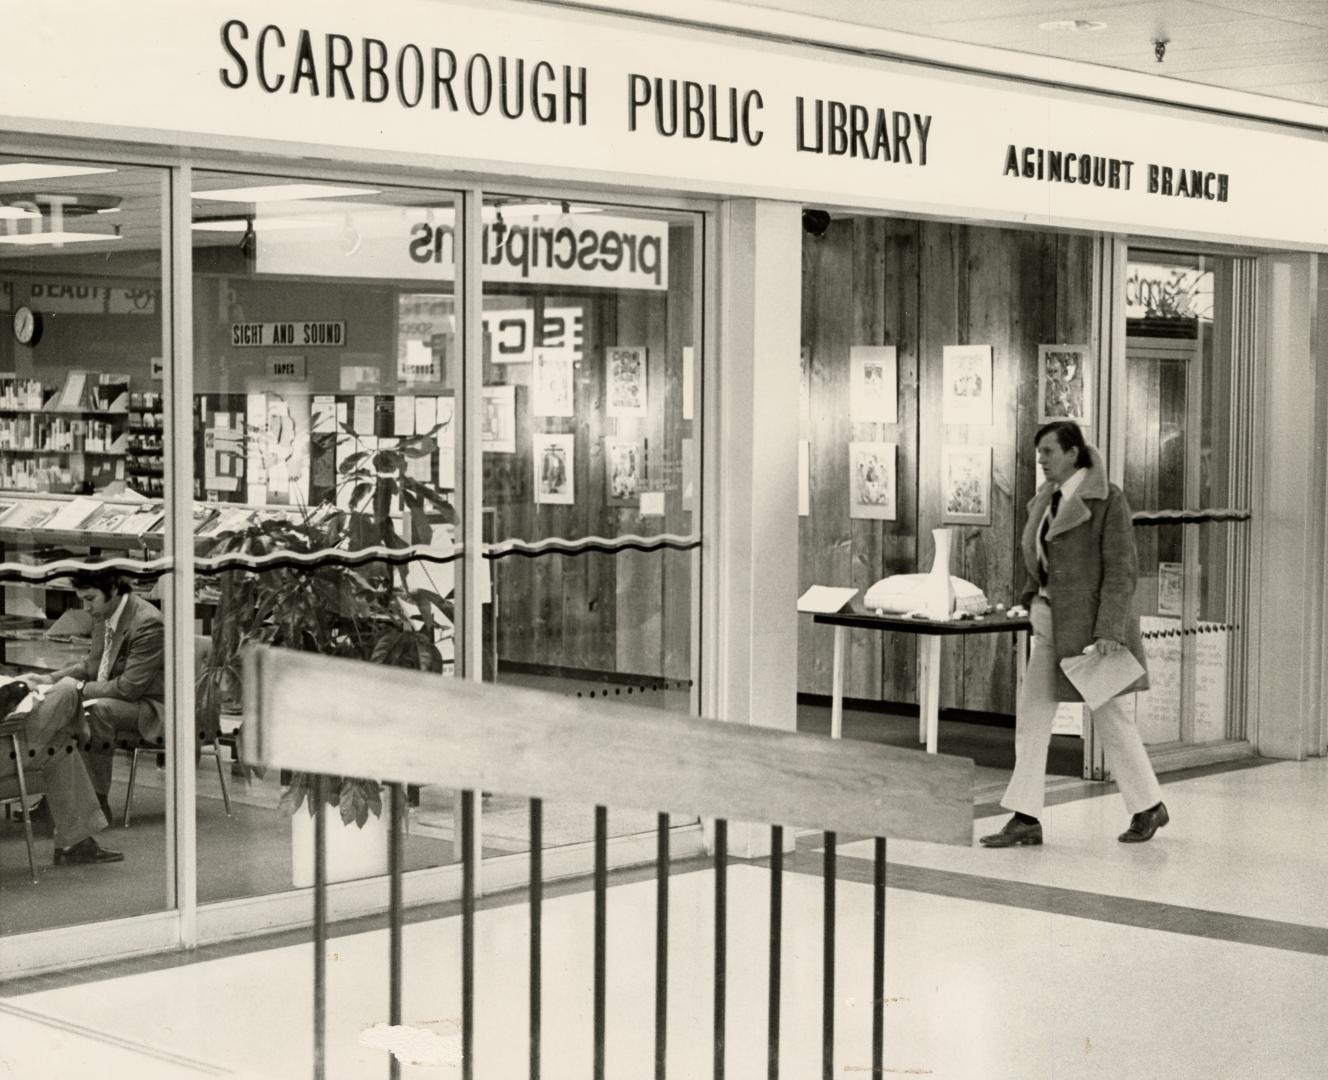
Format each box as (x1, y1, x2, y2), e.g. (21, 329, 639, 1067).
(2, 757, 1326, 1079)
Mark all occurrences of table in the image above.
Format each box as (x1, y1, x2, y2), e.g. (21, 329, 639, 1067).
(813, 601, 1032, 754)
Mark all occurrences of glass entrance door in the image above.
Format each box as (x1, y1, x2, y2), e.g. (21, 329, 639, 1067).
(1118, 250, 1253, 751)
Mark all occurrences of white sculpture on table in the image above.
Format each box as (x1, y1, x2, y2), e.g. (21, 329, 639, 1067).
(862, 527, 989, 619)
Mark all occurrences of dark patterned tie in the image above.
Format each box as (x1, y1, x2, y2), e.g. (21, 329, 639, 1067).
(1038, 490, 1062, 586)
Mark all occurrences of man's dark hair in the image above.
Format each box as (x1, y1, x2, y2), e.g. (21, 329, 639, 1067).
(1034, 420, 1092, 468)
(68, 570, 132, 597)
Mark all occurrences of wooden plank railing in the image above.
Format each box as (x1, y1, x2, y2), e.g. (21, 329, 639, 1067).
(243, 644, 977, 1080)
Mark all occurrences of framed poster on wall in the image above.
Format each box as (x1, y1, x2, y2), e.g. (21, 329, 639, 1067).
(941, 444, 992, 525)
(1038, 344, 1092, 424)
(534, 432, 574, 505)
(532, 347, 574, 418)
(481, 385, 516, 453)
(849, 345, 897, 424)
(606, 345, 648, 418)
(848, 441, 896, 520)
(604, 436, 642, 505)
(942, 345, 993, 426)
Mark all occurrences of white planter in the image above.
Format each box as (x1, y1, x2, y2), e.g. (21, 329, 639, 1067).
(290, 800, 390, 888)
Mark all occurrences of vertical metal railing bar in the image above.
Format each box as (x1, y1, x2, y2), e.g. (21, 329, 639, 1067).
(530, 798, 543, 1080)
(461, 789, 476, 1080)
(822, 831, 836, 1080)
(872, 837, 886, 1080)
(713, 817, 728, 1080)
(655, 812, 670, 1080)
(313, 775, 328, 1080)
(388, 782, 405, 1080)
(593, 805, 608, 1080)
(767, 824, 783, 1080)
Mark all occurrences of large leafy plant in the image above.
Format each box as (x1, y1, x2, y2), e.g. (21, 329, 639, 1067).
(198, 425, 456, 827)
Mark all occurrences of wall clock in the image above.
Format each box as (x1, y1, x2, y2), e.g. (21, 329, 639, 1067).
(12, 305, 42, 347)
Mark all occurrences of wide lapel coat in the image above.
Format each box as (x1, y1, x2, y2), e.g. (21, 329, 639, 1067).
(1019, 446, 1149, 702)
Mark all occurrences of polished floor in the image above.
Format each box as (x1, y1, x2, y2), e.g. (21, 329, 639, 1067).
(2, 757, 1325, 1079)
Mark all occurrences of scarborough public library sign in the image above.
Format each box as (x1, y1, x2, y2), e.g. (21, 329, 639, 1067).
(3, 0, 1327, 250)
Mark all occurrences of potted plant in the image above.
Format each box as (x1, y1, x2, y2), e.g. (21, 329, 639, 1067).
(198, 424, 456, 882)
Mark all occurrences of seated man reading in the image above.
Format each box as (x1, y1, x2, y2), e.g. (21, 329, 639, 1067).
(22, 570, 165, 864)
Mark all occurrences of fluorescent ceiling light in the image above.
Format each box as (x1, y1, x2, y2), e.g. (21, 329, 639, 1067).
(483, 203, 604, 223)
(193, 183, 380, 203)
(0, 232, 121, 246)
(1038, 19, 1107, 31)
(0, 163, 117, 183)
(192, 216, 327, 232)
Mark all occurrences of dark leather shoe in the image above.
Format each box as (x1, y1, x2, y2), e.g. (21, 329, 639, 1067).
(54, 837, 124, 865)
(1119, 802, 1169, 843)
(979, 816, 1043, 848)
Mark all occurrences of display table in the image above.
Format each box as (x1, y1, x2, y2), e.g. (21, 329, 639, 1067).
(813, 601, 1032, 754)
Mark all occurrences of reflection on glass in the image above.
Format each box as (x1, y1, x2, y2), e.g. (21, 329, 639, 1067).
(480, 196, 702, 857)
(192, 172, 461, 899)
(0, 155, 171, 934)
(1123, 250, 1246, 747)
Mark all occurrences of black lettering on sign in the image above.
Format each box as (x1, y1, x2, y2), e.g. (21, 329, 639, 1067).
(626, 74, 764, 146)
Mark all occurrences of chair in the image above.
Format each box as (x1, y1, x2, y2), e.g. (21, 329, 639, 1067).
(0, 712, 47, 884)
(97, 636, 233, 827)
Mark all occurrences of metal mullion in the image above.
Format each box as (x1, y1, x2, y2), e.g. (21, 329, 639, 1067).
(531, 798, 543, 1080)
(459, 185, 485, 897)
(313, 776, 329, 1080)
(388, 783, 405, 1080)
(166, 161, 196, 945)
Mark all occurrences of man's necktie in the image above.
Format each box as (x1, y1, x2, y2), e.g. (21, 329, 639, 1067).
(1038, 490, 1062, 586)
(97, 621, 113, 681)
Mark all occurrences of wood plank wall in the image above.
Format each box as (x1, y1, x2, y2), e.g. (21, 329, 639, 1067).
(799, 218, 1095, 714)
(493, 225, 695, 685)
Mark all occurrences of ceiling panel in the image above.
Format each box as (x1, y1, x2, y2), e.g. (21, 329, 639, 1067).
(730, 0, 1328, 107)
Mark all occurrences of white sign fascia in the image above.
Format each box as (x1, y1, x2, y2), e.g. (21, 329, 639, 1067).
(1, 1, 1325, 249)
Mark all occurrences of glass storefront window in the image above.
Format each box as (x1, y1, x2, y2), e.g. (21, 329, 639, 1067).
(1121, 250, 1251, 747)
(479, 196, 703, 858)
(0, 154, 172, 933)
(191, 171, 462, 898)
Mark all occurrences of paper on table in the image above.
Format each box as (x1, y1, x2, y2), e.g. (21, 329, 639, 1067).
(797, 585, 858, 614)
(1059, 648, 1145, 711)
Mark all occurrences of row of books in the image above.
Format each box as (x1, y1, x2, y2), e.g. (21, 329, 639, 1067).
(0, 497, 164, 534)
(0, 416, 125, 453)
(0, 379, 45, 411)
(0, 373, 130, 414)
(0, 497, 292, 538)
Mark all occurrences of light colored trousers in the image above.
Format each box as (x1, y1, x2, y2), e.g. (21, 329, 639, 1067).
(2, 681, 106, 847)
(1001, 598, 1163, 818)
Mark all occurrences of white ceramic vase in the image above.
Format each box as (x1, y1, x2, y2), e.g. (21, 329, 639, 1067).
(921, 527, 956, 619)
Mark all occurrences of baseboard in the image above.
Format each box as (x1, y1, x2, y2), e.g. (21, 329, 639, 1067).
(796, 692, 1016, 728)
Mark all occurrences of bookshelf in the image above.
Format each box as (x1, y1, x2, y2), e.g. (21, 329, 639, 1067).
(127, 391, 165, 497)
(0, 371, 129, 493)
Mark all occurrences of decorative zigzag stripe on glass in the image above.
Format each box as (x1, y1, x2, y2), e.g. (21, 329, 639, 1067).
(0, 545, 463, 583)
(484, 534, 701, 559)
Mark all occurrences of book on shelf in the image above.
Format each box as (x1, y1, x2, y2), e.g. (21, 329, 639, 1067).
(116, 507, 165, 535)
(79, 502, 137, 533)
(57, 371, 88, 411)
(2, 500, 63, 529)
(196, 505, 256, 537)
(46, 497, 102, 531)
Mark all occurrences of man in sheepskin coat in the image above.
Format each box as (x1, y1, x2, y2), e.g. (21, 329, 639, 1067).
(981, 421, 1169, 848)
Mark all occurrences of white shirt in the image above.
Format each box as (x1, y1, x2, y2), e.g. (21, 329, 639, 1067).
(1037, 467, 1086, 596)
